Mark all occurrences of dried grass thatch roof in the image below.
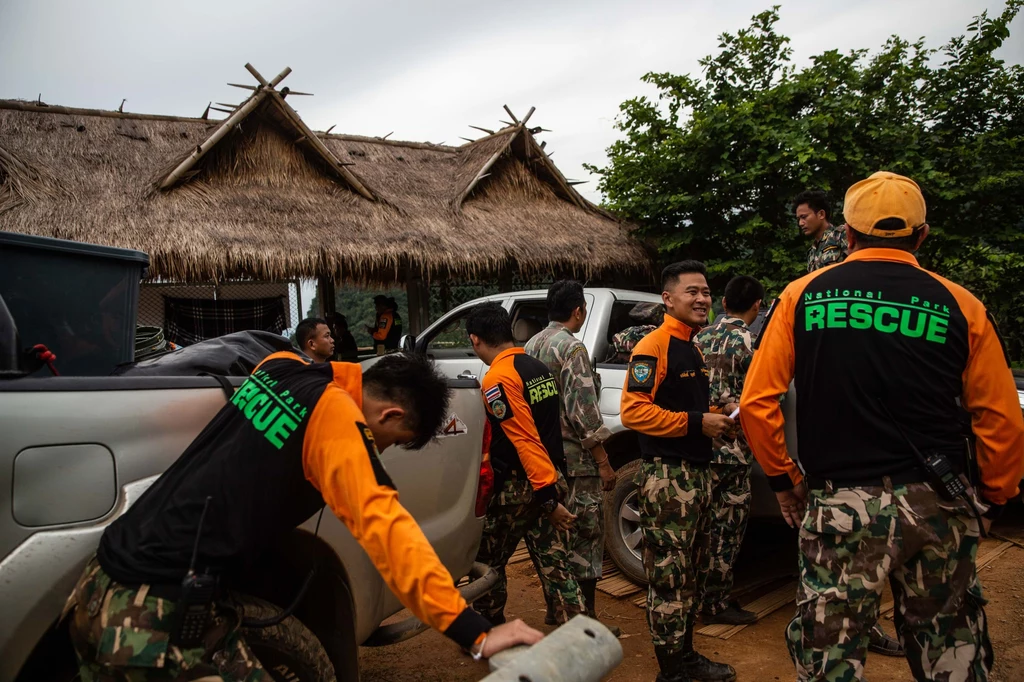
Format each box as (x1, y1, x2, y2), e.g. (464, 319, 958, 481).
(0, 78, 650, 283)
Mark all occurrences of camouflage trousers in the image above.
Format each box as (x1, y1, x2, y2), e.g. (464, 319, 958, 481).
(638, 457, 714, 653)
(788, 480, 992, 682)
(698, 462, 752, 616)
(538, 474, 605, 594)
(68, 558, 268, 682)
(473, 474, 585, 624)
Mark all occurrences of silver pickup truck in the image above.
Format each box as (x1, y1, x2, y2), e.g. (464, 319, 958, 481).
(0, 311, 494, 681)
(405, 288, 800, 585)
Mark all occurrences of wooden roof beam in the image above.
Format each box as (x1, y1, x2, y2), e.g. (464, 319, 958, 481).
(158, 88, 270, 190)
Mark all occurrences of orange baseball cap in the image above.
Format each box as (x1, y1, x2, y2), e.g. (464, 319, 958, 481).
(843, 171, 926, 238)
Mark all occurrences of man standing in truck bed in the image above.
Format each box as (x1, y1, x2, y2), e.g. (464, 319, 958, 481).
(525, 280, 619, 635)
(467, 302, 586, 626)
(67, 352, 542, 680)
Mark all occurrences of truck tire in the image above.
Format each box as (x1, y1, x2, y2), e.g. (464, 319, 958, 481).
(235, 594, 335, 682)
(603, 458, 648, 586)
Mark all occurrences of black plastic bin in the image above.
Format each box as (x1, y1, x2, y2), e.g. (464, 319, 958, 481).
(0, 231, 149, 376)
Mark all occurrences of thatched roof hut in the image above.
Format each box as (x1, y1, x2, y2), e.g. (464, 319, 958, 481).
(0, 67, 650, 289)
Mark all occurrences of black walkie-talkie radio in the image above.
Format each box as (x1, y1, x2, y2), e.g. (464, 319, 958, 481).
(172, 496, 217, 648)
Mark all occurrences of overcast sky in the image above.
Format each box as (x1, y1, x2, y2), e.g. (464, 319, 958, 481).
(1, 0, 1020, 204)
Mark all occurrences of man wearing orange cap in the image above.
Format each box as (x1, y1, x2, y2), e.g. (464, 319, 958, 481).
(741, 171, 1024, 681)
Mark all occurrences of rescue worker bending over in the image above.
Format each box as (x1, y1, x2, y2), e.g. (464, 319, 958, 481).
(67, 352, 541, 681)
(466, 302, 587, 626)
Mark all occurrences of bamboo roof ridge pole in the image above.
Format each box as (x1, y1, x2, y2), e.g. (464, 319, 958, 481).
(245, 63, 269, 86)
(502, 105, 519, 124)
(456, 144, 507, 205)
(266, 91, 375, 201)
(158, 88, 270, 190)
(519, 106, 536, 126)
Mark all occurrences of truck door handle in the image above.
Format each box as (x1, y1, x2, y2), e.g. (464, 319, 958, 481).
(458, 370, 478, 381)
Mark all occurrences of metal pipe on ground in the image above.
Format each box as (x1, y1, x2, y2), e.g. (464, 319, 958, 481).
(482, 615, 622, 682)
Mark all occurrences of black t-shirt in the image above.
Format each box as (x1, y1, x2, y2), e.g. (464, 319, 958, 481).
(98, 357, 333, 584)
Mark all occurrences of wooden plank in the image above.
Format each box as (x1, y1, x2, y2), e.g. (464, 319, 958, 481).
(977, 541, 1014, 569)
(508, 540, 531, 565)
(696, 581, 798, 640)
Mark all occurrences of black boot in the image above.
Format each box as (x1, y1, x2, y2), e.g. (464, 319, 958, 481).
(868, 623, 904, 657)
(654, 645, 692, 682)
(580, 579, 622, 638)
(701, 600, 757, 625)
(679, 627, 736, 682)
(543, 591, 557, 626)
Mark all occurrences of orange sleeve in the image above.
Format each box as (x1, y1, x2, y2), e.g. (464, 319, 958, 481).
(619, 333, 692, 437)
(483, 372, 560, 501)
(740, 285, 804, 491)
(938, 279, 1024, 507)
(372, 313, 393, 341)
(302, 386, 491, 647)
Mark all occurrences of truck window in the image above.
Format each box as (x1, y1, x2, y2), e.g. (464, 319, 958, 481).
(600, 300, 648, 365)
(425, 306, 479, 358)
(509, 300, 548, 346)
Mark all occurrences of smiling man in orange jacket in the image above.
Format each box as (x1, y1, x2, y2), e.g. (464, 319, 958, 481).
(741, 171, 1024, 682)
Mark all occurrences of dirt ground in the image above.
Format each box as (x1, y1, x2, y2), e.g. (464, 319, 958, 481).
(359, 505, 1024, 682)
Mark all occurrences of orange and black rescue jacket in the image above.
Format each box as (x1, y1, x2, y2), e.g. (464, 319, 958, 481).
(372, 310, 403, 350)
(482, 347, 565, 506)
(98, 352, 489, 648)
(620, 314, 716, 463)
(741, 249, 1024, 511)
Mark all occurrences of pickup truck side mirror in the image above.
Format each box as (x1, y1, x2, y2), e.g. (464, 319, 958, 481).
(400, 334, 416, 354)
(0, 294, 28, 379)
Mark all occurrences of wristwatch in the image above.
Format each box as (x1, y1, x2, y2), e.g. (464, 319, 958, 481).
(470, 633, 488, 661)
(540, 497, 558, 515)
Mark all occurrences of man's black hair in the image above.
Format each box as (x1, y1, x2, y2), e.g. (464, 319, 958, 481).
(547, 280, 586, 322)
(792, 189, 831, 221)
(465, 303, 514, 347)
(363, 353, 451, 450)
(723, 275, 765, 314)
(296, 317, 327, 349)
(850, 218, 922, 251)
(661, 260, 708, 290)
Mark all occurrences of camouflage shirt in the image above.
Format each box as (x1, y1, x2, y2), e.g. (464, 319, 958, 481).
(525, 322, 612, 477)
(608, 324, 659, 363)
(693, 316, 754, 465)
(807, 224, 849, 272)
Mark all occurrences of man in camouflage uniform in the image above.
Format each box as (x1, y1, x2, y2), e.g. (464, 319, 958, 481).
(607, 302, 664, 364)
(467, 303, 586, 626)
(524, 280, 618, 634)
(793, 188, 848, 272)
(692, 275, 763, 626)
(742, 172, 1024, 681)
(621, 261, 739, 682)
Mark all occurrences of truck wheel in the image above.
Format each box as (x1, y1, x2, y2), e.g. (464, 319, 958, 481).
(235, 594, 335, 682)
(604, 458, 648, 586)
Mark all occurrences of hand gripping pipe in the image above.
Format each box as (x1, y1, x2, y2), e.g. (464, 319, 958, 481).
(482, 615, 623, 682)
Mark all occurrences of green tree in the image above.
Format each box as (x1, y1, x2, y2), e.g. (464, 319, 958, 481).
(591, 2, 1024, 360)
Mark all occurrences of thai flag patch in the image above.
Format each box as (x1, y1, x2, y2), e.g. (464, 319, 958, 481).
(484, 385, 502, 402)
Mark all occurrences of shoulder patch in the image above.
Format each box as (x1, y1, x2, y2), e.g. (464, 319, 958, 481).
(484, 382, 513, 421)
(357, 421, 395, 489)
(822, 245, 839, 253)
(627, 355, 657, 392)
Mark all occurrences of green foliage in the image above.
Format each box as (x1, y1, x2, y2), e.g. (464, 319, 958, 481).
(591, 2, 1024, 360)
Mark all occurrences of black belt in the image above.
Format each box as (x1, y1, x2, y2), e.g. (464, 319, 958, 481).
(806, 470, 928, 490)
